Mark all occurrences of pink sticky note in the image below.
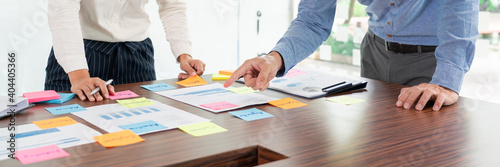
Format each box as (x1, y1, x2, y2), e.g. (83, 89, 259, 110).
(23, 90, 60, 103)
(284, 69, 308, 78)
(109, 90, 140, 100)
(200, 101, 239, 111)
(16, 145, 69, 165)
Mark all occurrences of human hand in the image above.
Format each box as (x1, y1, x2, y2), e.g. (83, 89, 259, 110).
(68, 69, 115, 101)
(396, 83, 459, 111)
(178, 54, 205, 79)
(224, 51, 284, 91)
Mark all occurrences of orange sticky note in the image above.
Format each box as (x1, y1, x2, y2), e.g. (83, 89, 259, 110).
(175, 75, 208, 87)
(32, 116, 78, 129)
(219, 70, 235, 76)
(93, 130, 145, 148)
(268, 97, 308, 109)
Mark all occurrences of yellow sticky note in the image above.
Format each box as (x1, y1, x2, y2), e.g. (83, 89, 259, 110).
(175, 75, 208, 87)
(117, 97, 155, 108)
(93, 130, 145, 148)
(268, 97, 308, 109)
(32, 116, 78, 129)
(219, 70, 235, 76)
(326, 96, 365, 105)
(212, 73, 231, 81)
(178, 121, 228, 137)
(227, 87, 259, 95)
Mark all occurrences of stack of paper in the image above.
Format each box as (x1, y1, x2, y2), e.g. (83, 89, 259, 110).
(23, 90, 60, 103)
(38, 93, 75, 104)
(0, 96, 30, 119)
(212, 70, 234, 81)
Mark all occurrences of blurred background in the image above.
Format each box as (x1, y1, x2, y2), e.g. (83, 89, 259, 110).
(1, 0, 499, 104)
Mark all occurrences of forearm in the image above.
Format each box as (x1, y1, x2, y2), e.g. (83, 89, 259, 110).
(157, 0, 192, 61)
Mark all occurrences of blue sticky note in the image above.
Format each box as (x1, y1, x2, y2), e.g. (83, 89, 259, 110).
(45, 103, 87, 115)
(119, 120, 168, 135)
(38, 93, 75, 104)
(229, 108, 274, 121)
(141, 83, 175, 92)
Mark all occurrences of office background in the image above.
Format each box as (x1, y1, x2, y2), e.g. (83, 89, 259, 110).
(1, 0, 499, 104)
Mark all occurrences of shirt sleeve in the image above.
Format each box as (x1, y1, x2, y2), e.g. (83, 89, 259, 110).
(48, 0, 88, 73)
(271, 0, 337, 77)
(156, 0, 192, 62)
(431, 0, 479, 93)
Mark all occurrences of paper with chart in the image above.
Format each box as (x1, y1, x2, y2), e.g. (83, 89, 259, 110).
(240, 68, 361, 99)
(72, 99, 209, 135)
(155, 83, 279, 113)
(0, 123, 101, 161)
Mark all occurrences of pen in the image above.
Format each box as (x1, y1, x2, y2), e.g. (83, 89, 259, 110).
(90, 79, 113, 95)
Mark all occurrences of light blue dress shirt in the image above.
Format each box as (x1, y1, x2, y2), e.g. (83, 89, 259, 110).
(272, 0, 478, 93)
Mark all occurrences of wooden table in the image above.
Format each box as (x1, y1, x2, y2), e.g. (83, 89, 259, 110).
(2, 75, 500, 166)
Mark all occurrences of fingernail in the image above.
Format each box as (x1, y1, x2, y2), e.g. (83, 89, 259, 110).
(404, 103, 410, 109)
(257, 81, 263, 88)
(396, 101, 403, 107)
(80, 97, 85, 100)
(416, 104, 422, 110)
(433, 106, 439, 111)
(191, 72, 196, 76)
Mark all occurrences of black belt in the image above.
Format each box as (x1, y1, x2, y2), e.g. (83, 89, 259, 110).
(373, 34, 437, 54)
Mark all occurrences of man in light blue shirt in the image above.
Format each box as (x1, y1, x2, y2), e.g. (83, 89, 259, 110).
(224, 0, 478, 111)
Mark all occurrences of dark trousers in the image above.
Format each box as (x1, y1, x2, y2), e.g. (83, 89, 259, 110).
(45, 38, 156, 91)
(360, 29, 437, 86)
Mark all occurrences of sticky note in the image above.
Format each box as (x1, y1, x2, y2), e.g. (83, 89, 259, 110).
(212, 73, 231, 81)
(45, 104, 87, 115)
(117, 97, 155, 108)
(284, 69, 308, 78)
(227, 87, 259, 95)
(108, 90, 139, 100)
(175, 75, 208, 87)
(200, 101, 239, 111)
(178, 121, 227, 137)
(23, 90, 60, 103)
(326, 96, 366, 105)
(33, 116, 78, 129)
(16, 144, 69, 165)
(229, 108, 274, 121)
(93, 129, 145, 148)
(119, 120, 167, 135)
(268, 97, 308, 109)
(38, 93, 75, 104)
(219, 70, 235, 75)
(141, 83, 175, 92)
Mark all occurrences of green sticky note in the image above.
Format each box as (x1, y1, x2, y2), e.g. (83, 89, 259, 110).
(178, 121, 228, 137)
(326, 96, 365, 105)
(117, 97, 155, 108)
(227, 87, 259, 95)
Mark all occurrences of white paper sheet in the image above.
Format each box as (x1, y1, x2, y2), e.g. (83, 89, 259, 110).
(155, 83, 278, 113)
(72, 99, 209, 134)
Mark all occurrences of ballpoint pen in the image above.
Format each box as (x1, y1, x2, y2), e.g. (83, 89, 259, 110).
(90, 79, 113, 95)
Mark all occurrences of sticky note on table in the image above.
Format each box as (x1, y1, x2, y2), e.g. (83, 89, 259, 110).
(227, 87, 259, 94)
(219, 70, 235, 75)
(45, 104, 86, 115)
(16, 144, 69, 165)
(119, 120, 167, 135)
(326, 96, 366, 105)
(200, 101, 239, 111)
(175, 75, 208, 87)
(229, 108, 274, 121)
(93, 129, 145, 148)
(268, 97, 308, 109)
(141, 83, 175, 92)
(23, 90, 60, 103)
(38, 93, 75, 104)
(212, 73, 231, 81)
(108, 90, 139, 100)
(284, 69, 308, 78)
(178, 121, 228, 137)
(33, 116, 78, 129)
(117, 97, 155, 108)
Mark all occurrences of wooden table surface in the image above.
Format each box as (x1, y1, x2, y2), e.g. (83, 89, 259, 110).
(1, 74, 500, 167)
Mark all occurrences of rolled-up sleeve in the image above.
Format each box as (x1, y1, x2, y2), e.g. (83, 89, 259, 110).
(271, 0, 337, 77)
(431, 0, 478, 93)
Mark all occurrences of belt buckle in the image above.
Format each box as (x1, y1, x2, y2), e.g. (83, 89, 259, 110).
(385, 41, 390, 52)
